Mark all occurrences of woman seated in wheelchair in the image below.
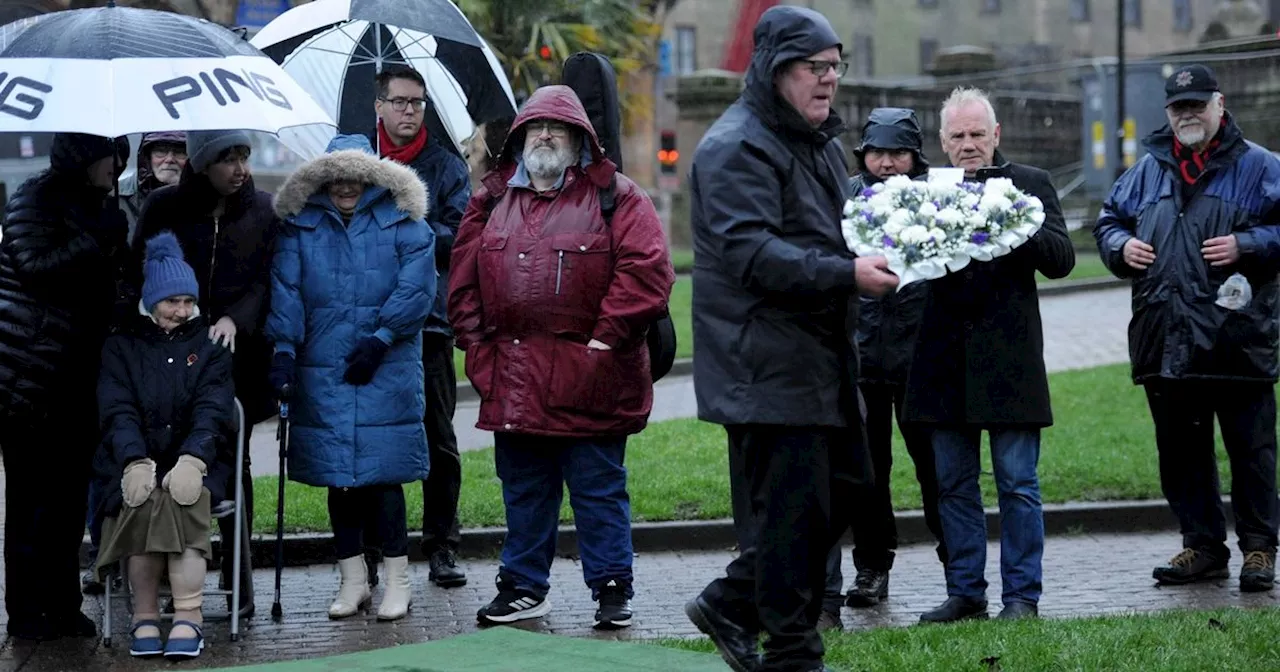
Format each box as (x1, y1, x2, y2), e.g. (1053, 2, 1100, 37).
(91, 231, 235, 660)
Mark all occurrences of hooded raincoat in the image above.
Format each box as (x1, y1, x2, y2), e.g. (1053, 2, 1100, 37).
(267, 135, 435, 488)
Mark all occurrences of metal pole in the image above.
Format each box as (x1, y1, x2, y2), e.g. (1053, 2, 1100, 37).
(1115, 0, 1127, 180)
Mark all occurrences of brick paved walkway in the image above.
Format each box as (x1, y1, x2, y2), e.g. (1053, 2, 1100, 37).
(2, 530, 1276, 671)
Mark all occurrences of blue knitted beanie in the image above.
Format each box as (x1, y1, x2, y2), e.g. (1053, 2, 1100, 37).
(142, 232, 199, 312)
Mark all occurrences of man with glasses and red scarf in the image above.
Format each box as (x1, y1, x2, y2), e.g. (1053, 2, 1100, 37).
(371, 65, 473, 590)
(1096, 63, 1280, 593)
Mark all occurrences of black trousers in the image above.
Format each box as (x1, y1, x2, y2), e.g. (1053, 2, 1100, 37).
(1144, 380, 1280, 555)
(330, 485, 409, 560)
(362, 333, 463, 562)
(3, 413, 98, 625)
(849, 381, 946, 569)
(420, 333, 462, 553)
(706, 425, 858, 672)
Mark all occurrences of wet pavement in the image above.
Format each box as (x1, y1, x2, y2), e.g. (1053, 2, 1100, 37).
(2, 530, 1276, 670)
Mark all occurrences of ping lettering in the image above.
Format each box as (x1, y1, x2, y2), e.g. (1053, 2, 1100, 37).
(0, 73, 51, 121)
(152, 68, 293, 120)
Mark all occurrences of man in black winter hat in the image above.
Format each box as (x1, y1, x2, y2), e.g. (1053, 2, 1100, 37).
(816, 109, 947, 629)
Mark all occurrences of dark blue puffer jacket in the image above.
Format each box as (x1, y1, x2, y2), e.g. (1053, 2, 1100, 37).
(1094, 115, 1280, 383)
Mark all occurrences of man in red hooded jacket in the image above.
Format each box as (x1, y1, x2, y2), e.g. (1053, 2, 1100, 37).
(449, 85, 674, 630)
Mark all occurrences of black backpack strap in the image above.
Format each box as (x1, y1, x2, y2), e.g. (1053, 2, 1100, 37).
(598, 176, 617, 225)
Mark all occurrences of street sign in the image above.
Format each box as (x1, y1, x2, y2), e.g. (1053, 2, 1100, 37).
(658, 40, 672, 78)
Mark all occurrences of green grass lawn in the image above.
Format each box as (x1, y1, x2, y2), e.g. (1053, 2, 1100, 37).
(252, 362, 1236, 534)
(661, 607, 1280, 672)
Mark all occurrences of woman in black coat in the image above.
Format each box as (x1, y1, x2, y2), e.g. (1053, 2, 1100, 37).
(0, 132, 132, 640)
(132, 130, 278, 603)
(94, 232, 235, 660)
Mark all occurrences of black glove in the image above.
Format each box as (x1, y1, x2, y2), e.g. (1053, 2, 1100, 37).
(268, 352, 296, 400)
(343, 336, 390, 386)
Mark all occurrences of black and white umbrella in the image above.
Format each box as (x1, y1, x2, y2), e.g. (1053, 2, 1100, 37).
(0, 3, 334, 136)
(250, 0, 516, 159)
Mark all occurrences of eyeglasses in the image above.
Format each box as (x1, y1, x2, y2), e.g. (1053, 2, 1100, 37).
(803, 60, 849, 78)
(379, 97, 427, 112)
(150, 147, 187, 159)
(527, 121, 572, 137)
(1168, 99, 1209, 114)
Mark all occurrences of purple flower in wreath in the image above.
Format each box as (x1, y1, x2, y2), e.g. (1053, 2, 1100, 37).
(862, 188, 876, 199)
(970, 232, 989, 244)
(862, 209, 875, 222)
(882, 235, 896, 248)
(1013, 199, 1028, 210)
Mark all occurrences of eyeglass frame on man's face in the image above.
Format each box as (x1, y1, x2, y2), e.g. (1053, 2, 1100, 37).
(378, 96, 427, 113)
(801, 59, 849, 78)
(526, 121, 572, 138)
(150, 146, 187, 160)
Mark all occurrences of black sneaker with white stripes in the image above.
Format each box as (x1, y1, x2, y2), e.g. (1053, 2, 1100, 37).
(593, 580, 633, 630)
(476, 580, 552, 625)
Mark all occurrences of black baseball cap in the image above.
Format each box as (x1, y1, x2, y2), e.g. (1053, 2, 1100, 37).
(1165, 64, 1219, 106)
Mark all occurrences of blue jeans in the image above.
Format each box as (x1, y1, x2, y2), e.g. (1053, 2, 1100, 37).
(933, 428, 1043, 606)
(494, 433, 633, 600)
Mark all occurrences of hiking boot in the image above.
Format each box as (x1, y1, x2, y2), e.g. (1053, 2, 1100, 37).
(1152, 547, 1229, 585)
(1240, 550, 1276, 592)
(996, 602, 1038, 620)
(844, 569, 889, 608)
(684, 595, 761, 672)
(593, 580, 633, 630)
(428, 547, 467, 588)
(476, 576, 551, 625)
(816, 609, 842, 632)
(919, 596, 989, 624)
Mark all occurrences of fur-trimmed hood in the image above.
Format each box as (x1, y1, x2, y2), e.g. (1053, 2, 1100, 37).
(273, 134, 429, 221)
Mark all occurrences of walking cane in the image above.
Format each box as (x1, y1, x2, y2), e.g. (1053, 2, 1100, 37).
(271, 385, 291, 620)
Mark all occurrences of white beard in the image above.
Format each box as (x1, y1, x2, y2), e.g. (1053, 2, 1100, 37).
(1174, 124, 1206, 147)
(523, 143, 576, 181)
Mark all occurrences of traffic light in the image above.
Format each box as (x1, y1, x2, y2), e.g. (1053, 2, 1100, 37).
(538, 44, 553, 61)
(658, 130, 678, 176)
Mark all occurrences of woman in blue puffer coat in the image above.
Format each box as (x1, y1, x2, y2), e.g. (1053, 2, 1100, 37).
(266, 134, 434, 622)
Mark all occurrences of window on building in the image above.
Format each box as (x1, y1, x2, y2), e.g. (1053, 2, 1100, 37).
(982, 0, 1001, 13)
(1173, 0, 1193, 32)
(675, 26, 696, 75)
(919, 39, 939, 74)
(1124, 0, 1142, 28)
(853, 33, 874, 78)
(1070, 0, 1089, 22)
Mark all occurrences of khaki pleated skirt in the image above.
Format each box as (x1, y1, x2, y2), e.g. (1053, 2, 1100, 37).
(94, 488, 213, 582)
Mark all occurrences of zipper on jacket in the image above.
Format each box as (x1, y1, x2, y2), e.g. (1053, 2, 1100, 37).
(555, 251, 564, 295)
(209, 216, 220, 294)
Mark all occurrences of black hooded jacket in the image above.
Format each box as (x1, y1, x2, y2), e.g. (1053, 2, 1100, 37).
(850, 108, 930, 386)
(690, 6, 864, 432)
(0, 133, 133, 423)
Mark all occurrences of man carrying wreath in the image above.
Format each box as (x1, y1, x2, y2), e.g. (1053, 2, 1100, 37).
(904, 86, 1074, 624)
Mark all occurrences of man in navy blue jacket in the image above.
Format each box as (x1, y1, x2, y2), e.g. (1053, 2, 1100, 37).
(1095, 64, 1280, 593)
(373, 65, 473, 588)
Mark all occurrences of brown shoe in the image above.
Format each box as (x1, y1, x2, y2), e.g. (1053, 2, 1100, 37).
(1240, 550, 1276, 592)
(1152, 548, 1229, 585)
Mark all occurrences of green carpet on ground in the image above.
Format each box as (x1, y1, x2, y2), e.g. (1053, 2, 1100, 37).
(205, 626, 725, 672)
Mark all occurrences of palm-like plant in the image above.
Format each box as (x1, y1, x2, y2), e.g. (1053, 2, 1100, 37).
(456, 0, 671, 131)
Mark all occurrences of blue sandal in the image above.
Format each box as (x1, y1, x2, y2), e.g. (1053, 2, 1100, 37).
(129, 619, 164, 658)
(163, 620, 205, 660)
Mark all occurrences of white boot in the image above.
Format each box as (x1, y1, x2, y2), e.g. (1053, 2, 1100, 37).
(376, 556, 412, 621)
(328, 555, 372, 619)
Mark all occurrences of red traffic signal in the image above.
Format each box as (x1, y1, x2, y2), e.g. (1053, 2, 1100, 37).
(538, 45, 553, 60)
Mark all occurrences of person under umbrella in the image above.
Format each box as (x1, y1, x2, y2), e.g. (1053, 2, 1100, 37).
(118, 132, 187, 240)
(92, 232, 235, 660)
(266, 134, 435, 621)
(0, 132, 132, 641)
(132, 130, 280, 615)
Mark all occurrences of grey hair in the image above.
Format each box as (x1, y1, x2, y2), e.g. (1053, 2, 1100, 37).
(940, 86, 998, 136)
